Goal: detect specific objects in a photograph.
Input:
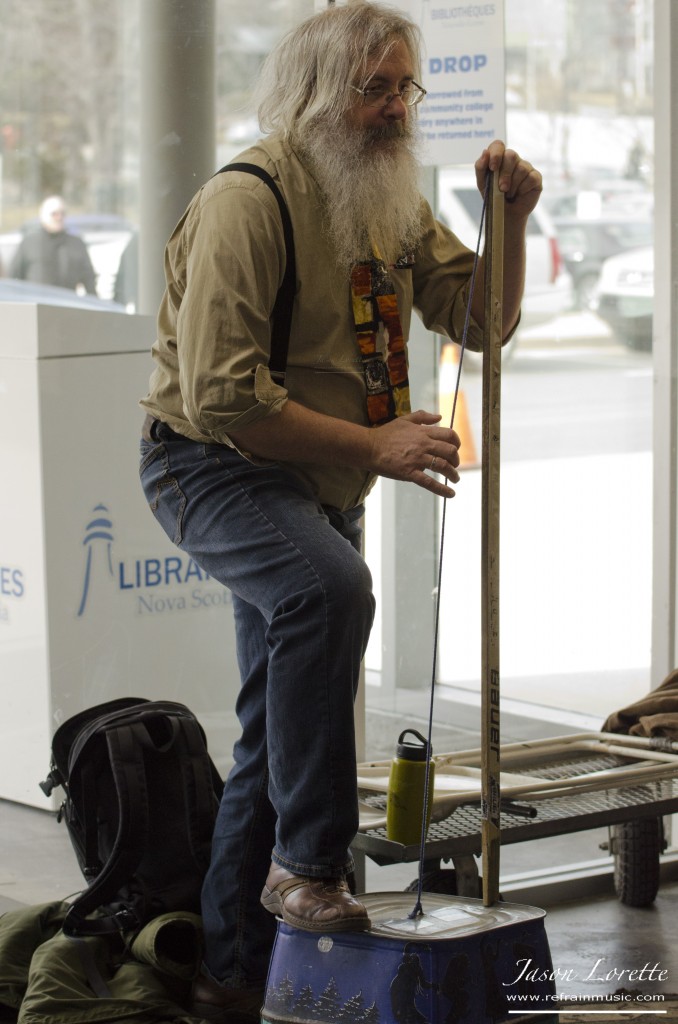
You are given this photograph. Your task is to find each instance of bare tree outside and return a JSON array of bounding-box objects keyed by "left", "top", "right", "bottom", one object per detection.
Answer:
[
  {"left": 0, "top": 0, "right": 138, "bottom": 225},
  {"left": 0, "top": 0, "right": 311, "bottom": 230}
]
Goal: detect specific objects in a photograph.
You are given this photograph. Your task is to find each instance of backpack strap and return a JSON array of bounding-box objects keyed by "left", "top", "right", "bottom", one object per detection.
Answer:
[
  {"left": 63, "top": 723, "right": 150, "bottom": 936},
  {"left": 68, "top": 937, "right": 113, "bottom": 997},
  {"left": 173, "top": 716, "right": 223, "bottom": 865},
  {"left": 79, "top": 760, "right": 104, "bottom": 880},
  {"left": 218, "top": 162, "right": 296, "bottom": 385}
]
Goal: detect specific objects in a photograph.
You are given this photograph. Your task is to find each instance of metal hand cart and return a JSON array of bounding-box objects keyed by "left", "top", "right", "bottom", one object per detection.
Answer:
[{"left": 354, "top": 731, "right": 678, "bottom": 907}]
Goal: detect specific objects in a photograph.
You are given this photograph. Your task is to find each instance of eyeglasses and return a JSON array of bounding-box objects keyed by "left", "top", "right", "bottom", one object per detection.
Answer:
[{"left": 352, "top": 80, "right": 427, "bottom": 109}]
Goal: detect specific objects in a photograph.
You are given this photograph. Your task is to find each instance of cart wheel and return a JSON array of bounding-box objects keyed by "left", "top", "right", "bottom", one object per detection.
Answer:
[
  {"left": 612, "top": 817, "right": 662, "bottom": 907},
  {"left": 404, "top": 868, "right": 483, "bottom": 898}
]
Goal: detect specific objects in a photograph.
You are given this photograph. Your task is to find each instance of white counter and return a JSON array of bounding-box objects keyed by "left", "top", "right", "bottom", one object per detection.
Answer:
[{"left": 0, "top": 303, "right": 239, "bottom": 806}]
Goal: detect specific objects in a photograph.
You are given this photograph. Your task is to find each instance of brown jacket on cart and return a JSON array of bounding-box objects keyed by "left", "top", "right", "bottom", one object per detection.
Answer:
[{"left": 603, "top": 668, "right": 678, "bottom": 741}]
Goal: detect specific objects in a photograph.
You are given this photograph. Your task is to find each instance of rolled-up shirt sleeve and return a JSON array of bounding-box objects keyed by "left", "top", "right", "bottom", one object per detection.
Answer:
[{"left": 172, "top": 178, "right": 290, "bottom": 443}]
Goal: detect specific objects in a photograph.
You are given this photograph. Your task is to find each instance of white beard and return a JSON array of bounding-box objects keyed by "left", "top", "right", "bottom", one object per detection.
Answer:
[{"left": 297, "top": 117, "right": 425, "bottom": 272}]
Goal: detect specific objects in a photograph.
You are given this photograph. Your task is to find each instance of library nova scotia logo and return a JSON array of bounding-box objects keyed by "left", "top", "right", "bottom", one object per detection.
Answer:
[
  {"left": 76, "top": 503, "right": 230, "bottom": 618},
  {"left": 77, "top": 504, "right": 115, "bottom": 616}
]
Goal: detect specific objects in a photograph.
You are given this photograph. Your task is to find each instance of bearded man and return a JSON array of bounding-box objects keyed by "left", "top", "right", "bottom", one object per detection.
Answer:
[{"left": 139, "top": 3, "right": 542, "bottom": 1021}]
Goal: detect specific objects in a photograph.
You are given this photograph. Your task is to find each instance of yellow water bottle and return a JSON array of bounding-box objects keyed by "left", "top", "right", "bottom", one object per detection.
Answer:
[{"left": 386, "top": 729, "right": 435, "bottom": 846}]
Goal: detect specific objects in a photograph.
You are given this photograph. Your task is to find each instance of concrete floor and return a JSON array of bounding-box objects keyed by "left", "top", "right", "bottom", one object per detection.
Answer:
[{"left": 1, "top": 797, "right": 677, "bottom": 1014}]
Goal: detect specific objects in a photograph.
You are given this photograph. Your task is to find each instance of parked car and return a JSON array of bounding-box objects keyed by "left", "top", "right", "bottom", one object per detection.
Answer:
[
  {"left": 553, "top": 215, "right": 653, "bottom": 310},
  {"left": 436, "top": 167, "right": 573, "bottom": 325},
  {"left": 544, "top": 181, "right": 653, "bottom": 220},
  {"left": 592, "top": 246, "right": 653, "bottom": 351},
  {"left": 0, "top": 230, "right": 22, "bottom": 277},
  {"left": 437, "top": 169, "right": 573, "bottom": 359},
  {"left": 0, "top": 213, "right": 134, "bottom": 302},
  {"left": 0, "top": 277, "right": 127, "bottom": 311}
]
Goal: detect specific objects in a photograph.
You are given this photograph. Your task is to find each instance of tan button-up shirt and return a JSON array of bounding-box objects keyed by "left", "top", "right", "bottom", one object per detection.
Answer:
[{"left": 140, "top": 135, "right": 485, "bottom": 511}]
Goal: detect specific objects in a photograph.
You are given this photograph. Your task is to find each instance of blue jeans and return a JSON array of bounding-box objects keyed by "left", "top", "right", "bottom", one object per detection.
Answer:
[{"left": 139, "top": 421, "right": 375, "bottom": 986}]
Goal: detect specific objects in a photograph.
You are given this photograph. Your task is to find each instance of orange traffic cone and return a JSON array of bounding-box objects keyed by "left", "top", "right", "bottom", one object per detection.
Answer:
[{"left": 438, "top": 342, "right": 478, "bottom": 468}]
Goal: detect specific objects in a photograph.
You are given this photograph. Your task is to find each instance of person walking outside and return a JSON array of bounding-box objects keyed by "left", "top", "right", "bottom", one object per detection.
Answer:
[{"left": 9, "top": 196, "right": 97, "bottom": 294}]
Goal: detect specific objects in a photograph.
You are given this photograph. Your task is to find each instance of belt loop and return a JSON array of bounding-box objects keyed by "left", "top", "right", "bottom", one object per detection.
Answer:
[{"left": 141, "top": 414, "right": 158, "bottom": 442}]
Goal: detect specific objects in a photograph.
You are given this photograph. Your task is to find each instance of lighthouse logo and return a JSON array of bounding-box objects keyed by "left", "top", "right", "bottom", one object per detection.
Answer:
[{"left": 77, "top": 503, "right": 115, "bottom": 617}]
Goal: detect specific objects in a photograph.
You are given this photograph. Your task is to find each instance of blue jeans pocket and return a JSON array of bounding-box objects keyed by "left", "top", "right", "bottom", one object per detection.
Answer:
[{"left": 139, "top": 441, "right": 187, "bottom": 546}]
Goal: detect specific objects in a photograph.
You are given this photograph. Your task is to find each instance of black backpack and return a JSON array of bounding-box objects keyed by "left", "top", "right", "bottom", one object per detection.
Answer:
[{"left": 40, "top": 697, "right": 223, "bottom": 937}]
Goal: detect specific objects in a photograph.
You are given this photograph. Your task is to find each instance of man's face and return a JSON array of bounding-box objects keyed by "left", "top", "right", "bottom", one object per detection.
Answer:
[
  {"left": 300, "top": 38, "right": 424, "bottom": 270},
  {"left": 348, "top": 39, "right": 415, "bottom": 136},
  {"left": 41, "top": 200, "right": 66, "bottom": 233}
]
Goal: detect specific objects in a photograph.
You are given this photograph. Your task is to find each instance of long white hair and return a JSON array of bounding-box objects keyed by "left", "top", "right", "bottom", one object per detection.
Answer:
[{"left": 255, "top": 1, "right": 423, "bottom": 141}]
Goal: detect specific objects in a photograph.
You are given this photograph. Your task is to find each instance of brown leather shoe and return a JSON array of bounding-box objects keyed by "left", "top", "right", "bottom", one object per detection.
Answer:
[
  {"left": 260, "top": 863, "right": 371, "bottom": 932},
  {"left": 191, "top": 971, "right": 264, "bottom": 1024}
]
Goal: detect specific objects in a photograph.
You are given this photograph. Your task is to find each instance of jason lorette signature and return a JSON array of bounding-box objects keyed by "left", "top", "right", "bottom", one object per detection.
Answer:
[{"left": 504, "top": 957, "right": 669, "bottom": 987}]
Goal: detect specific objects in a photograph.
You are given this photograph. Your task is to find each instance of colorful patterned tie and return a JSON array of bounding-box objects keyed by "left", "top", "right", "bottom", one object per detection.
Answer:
[{"left": 350, "top": 256, "right": 411, "bottom": 425}]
